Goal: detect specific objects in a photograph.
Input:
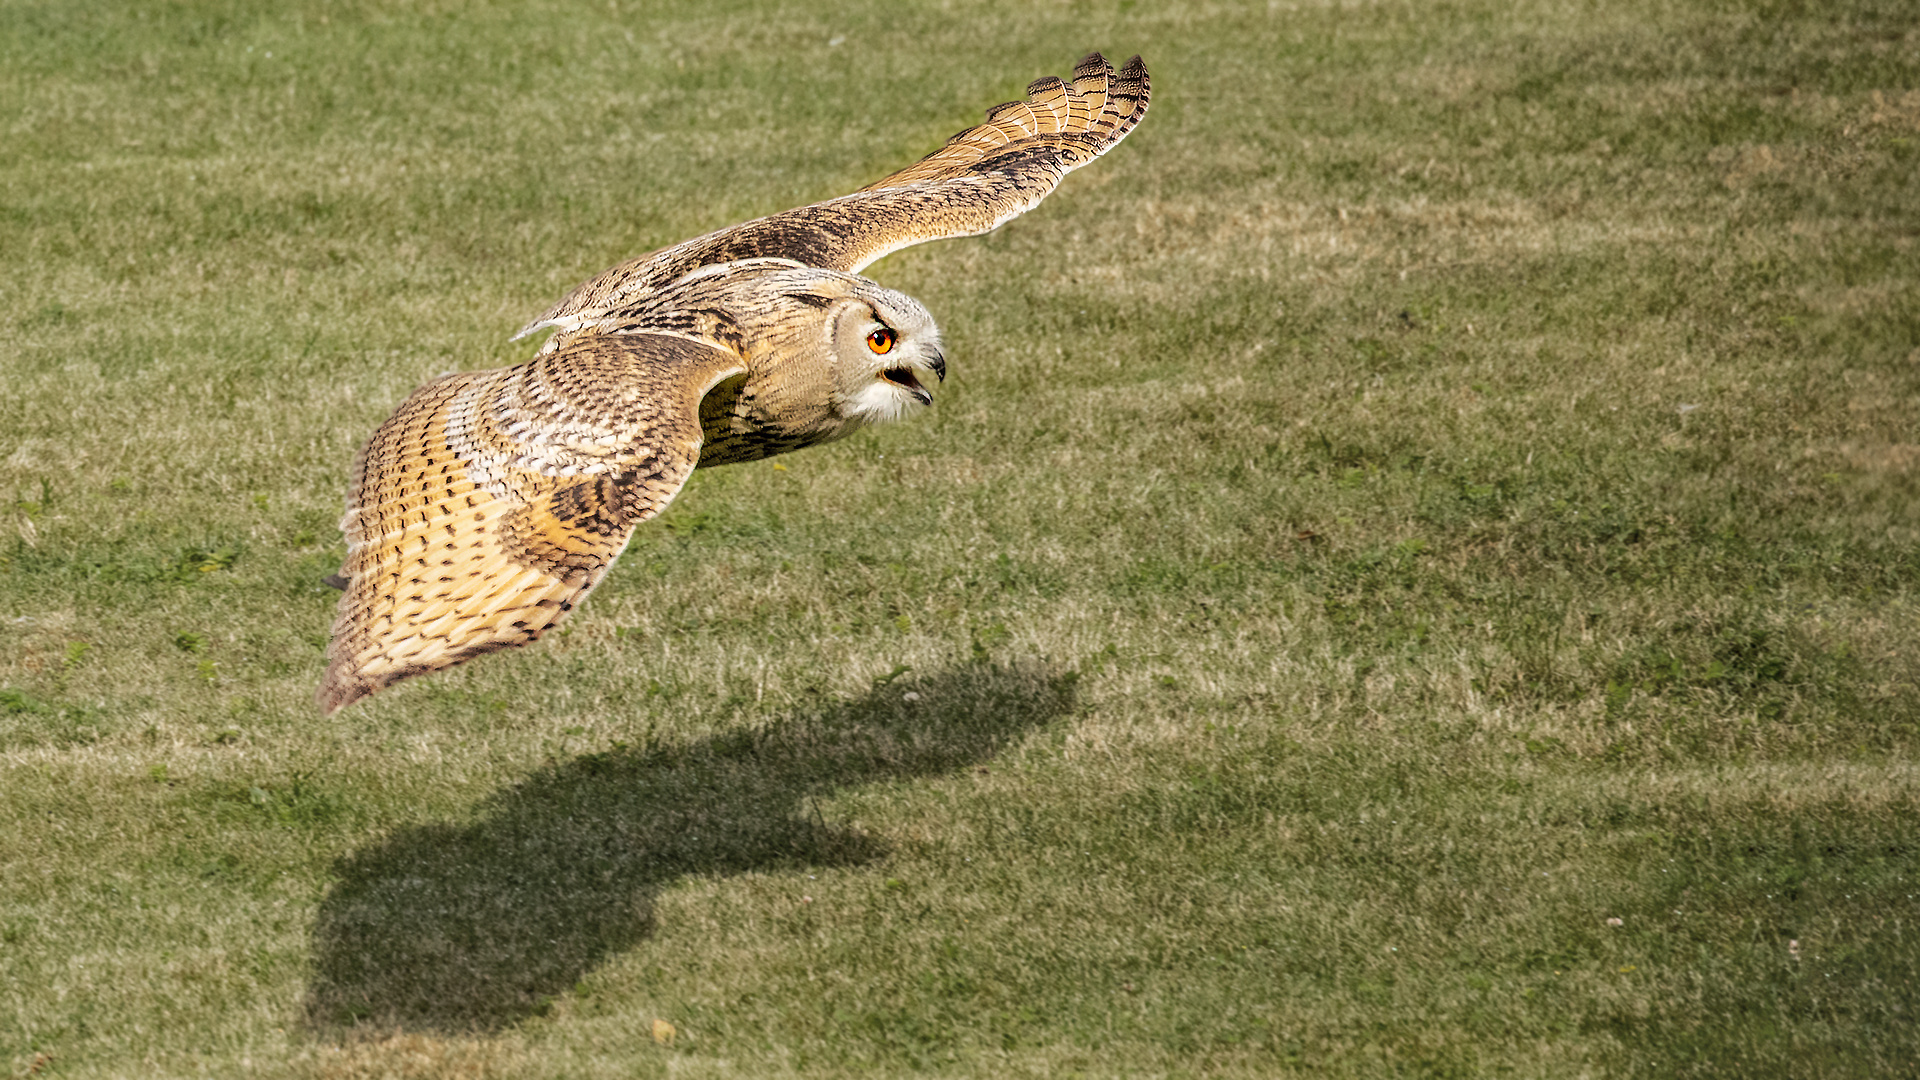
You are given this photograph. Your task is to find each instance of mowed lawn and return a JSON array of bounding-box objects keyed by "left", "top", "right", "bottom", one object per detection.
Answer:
[{"left": 3, "top": 0, "right": 1917, "bottom": 1075}]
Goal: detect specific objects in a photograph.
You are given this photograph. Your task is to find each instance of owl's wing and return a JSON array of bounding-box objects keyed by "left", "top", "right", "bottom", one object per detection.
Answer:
[
  {"left": 516, "top": 52, "right": 1148, "bottom": 348},
  {"left": 317, "top": 332, "right": 746, "bottom": 714}
]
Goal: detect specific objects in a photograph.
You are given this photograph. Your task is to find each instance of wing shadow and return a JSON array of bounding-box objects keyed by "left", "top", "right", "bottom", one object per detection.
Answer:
[{"left": 304, "top": 663, "right": 1075, "bottom": 1035}]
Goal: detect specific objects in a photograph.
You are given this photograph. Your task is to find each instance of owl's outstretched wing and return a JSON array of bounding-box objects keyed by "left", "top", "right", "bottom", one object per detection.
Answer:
[
  {"left": 516, "top": 52, "right": 1148, "bottom": 349},
  {"left": 318, "top": 333, "right": 746, "bottom": 714}
]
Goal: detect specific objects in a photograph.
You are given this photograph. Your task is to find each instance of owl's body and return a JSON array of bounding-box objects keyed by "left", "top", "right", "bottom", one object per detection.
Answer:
[{"left": 319, "top": 54, "right": 1149, "bottom": 712}]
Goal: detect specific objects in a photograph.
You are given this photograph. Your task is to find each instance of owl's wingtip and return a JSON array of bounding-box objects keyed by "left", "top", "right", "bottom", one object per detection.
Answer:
[{"left": 315, "top": 669, "right": 374, "bottom": 715}]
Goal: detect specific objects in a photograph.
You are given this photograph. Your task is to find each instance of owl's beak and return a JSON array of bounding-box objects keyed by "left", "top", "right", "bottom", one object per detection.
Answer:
[
  {"left": 928, "top": 349, "right": 946, "bottom": 383},
  {"left": 882, "top": 366, "right": 934, "bottom": 406}
]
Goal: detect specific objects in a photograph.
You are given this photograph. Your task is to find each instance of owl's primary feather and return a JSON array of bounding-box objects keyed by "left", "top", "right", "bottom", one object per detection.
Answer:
[{"left": 319, "top": 54, "right": 1148, "bottom": 711}]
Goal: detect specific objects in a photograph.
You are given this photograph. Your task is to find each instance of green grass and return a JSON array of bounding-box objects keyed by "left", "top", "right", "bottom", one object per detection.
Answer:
[{"left": 3, "top": 0, "right": 1918, "bottom": 1075}]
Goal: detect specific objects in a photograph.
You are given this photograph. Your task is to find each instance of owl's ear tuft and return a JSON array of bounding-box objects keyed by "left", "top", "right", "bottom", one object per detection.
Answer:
[{"left": 788, "top": 292, "right": 837, "bottom": 310}]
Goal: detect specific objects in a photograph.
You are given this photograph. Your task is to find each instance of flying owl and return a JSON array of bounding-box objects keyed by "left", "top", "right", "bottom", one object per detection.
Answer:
[{"left": 317, "top": 52, "right": 1150, "bottom": 713}]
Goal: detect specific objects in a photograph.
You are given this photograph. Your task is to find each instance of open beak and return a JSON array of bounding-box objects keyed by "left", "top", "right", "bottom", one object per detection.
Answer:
[{"left": 883, "top": 363, "right": 936, "bottom": 406}]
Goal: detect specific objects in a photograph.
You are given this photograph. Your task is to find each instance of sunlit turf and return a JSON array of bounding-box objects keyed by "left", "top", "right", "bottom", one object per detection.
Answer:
[{"left": 3, "top": 0, "right": 1917, "bottom": 1076}]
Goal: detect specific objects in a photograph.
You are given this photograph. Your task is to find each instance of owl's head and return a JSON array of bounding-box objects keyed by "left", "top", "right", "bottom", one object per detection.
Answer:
[{"left": 826, "top": 281, "right": 946, "bottom": 425}]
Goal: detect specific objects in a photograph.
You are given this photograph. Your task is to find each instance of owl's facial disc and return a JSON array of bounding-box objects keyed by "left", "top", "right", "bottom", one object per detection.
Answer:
[
  {"left": 864, "top": 325, "right": 929, "bottom": 404},
  {"left": 837, "top": 293, "right": 944, "bottom": 425},
  {"left": 869, "top": 327, "right": 943, "bottom": 412}
]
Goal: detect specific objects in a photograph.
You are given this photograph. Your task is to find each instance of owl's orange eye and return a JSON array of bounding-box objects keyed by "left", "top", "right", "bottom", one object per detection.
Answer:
[{"left": 867, "top": 327, "right": 896, "bottom": 355}]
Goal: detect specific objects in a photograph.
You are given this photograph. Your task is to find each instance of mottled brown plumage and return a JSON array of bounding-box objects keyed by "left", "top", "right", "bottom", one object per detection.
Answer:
[
  {"left": 515, "top": 53, "right": 1150, "bottom": 352},
  {"left": 319, "top": 54, "right": 1149, "bottom": 712},
  {"left": 319, "top": 332, "right": 743, "bottom": 713}
]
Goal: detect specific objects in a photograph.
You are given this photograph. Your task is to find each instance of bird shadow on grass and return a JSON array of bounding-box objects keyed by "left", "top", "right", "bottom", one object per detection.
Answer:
[{"left": 303, "top": 662, "right": 1076, "bottom": 1037}]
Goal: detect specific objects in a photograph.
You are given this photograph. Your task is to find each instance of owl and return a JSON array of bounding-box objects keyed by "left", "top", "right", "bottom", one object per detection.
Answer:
[{"left": 318, "top": 53, "right": 1150, "bottom": 712}]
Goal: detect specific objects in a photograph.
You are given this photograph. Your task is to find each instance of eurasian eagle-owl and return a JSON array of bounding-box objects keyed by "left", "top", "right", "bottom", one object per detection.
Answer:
[{"left": 319, "top": 53, "right": 1150, "bottom": 712}]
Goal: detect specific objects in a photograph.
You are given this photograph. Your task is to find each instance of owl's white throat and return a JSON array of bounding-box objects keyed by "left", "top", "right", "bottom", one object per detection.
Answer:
[{"left": 844, "top": 365, "right": 934, "bottom": 424}]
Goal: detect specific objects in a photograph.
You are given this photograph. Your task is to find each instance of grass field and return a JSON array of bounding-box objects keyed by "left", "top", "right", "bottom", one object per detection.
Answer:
[{"left": 3, "top": 0, "right": 1918, "bottom": 1075}]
